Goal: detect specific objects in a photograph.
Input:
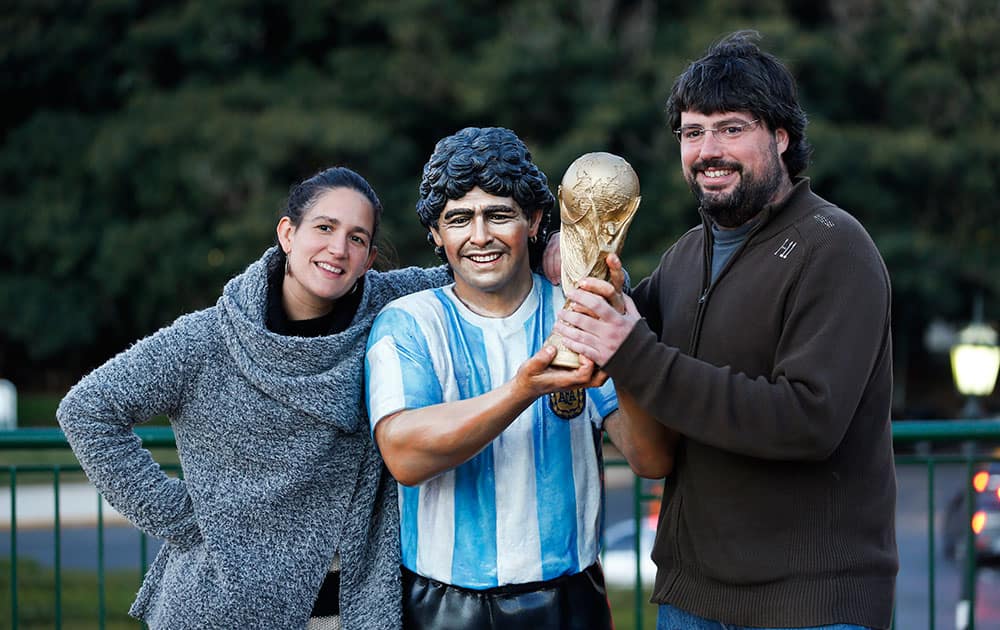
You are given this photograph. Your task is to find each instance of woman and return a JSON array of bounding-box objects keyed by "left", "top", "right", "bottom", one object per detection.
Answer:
[{"left": 57, "top": 167, "right": 450, "bottom": 629}]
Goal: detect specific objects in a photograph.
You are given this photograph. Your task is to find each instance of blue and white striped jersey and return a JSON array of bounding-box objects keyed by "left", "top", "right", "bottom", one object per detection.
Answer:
[{"left": 365, "top": 274, "right": 618, "bottom": 590}]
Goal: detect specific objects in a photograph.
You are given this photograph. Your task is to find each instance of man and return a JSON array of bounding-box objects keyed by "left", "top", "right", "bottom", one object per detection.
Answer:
[
  {"left": 553, "top": 31, "right": 899, "bottom": 630},
  {"left": 365, "top": 126, "right": 675, "bottom": 629}
]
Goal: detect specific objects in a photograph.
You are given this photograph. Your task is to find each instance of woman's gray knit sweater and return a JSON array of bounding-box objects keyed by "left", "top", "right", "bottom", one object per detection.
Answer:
[{"left": 57, "top": 247, "right": 448, "bottom": 629}]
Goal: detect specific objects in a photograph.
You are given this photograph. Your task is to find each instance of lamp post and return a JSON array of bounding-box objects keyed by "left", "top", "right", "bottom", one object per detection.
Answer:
[
  {"left": 950, "top": 301, "right": 999, "bottom": 630},
  {"left": 950, "top": 321, "right": 1000, "bottom": 419}
]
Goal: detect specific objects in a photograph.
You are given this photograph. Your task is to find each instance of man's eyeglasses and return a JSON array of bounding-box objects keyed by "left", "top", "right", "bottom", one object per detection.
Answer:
[{"left": 673, "top": 119, "right": 761, "bottom": 146}]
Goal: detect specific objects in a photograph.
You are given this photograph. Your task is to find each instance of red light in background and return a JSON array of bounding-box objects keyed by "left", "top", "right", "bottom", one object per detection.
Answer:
[
  {"left": 972, "top": 511, "right": 987, "bottom": 535},
  {"left": 973, "top": 471, "right": 989, "bottom": 493}
]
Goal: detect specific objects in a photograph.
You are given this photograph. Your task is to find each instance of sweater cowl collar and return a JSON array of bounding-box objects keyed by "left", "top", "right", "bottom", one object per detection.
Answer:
[{"left": 217, "top": 247, "right": 371, "bottom": 432}]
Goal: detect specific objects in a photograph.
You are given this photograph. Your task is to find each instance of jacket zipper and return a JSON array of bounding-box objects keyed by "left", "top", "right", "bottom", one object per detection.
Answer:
[{"left": 687, "top": 214, "right": 769, "bottom": 356}]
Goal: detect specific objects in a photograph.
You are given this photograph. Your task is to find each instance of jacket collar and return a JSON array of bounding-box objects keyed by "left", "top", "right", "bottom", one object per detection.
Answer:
[{"left": 698, "top": 176, "right": 812, "bottom": 244}]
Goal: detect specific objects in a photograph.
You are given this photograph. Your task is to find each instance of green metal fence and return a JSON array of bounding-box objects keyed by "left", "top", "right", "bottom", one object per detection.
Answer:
[
  {"left": 1, "top": 427, "right": 175, "bottom": 630},
  {"left": 891, "top": 420, "right": 1000, "bottom": 630},
  {"left": 2, "top": 421, "right": 1000, "bottom": 629}
]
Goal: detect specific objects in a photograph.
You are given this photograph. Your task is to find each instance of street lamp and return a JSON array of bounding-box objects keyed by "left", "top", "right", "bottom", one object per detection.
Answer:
[
  {"left": 950, "top": 321, "right": 1000, "bottom": 419},
  {"left": 950, "top": 299, "right": 999, "bottom": 630}
]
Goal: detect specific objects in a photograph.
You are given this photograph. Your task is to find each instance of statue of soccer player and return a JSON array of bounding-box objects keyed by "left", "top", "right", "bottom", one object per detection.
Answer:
[{"left": 365, "top": 127, "right": 676, "bottom": 629}]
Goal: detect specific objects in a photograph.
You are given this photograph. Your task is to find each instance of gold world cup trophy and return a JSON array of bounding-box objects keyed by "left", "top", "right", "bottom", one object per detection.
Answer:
[{"left": 547, "top": 152, "right": 641, "bottom": 368}]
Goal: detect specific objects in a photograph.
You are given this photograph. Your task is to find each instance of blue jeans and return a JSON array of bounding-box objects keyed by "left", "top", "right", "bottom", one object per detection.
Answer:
[{"left": 657, "top": 604, "right": 873, "bottom": 630}]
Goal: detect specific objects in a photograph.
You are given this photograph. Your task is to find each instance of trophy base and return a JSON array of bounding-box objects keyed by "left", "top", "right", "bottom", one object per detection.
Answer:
[
  {"left": 545, "top": 331, "right": 581, "bottom": 369},
  {"left": 551, "top": 346, "right": 581, "bottom": 369}
]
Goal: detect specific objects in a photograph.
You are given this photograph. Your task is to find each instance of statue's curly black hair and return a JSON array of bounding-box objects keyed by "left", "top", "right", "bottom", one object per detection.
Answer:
[{"left": 415, "top": 127, "right": 555, "bottom": 270}]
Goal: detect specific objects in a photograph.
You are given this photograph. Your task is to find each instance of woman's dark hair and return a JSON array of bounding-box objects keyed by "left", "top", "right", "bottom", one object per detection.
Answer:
[
  {"left": 415, "top": 127, "right": 555, "bottom": 270},
  {"left": 281, "top": 166, "right": 383, "bottom": 245},
  {"left": 666, "top": 30, "right": 813, "bottom": 177}
]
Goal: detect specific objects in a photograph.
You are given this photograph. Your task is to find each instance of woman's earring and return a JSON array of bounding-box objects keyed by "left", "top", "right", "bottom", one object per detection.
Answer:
[{"left": 284, "top": 251, "right": 292, "bottom": 275}]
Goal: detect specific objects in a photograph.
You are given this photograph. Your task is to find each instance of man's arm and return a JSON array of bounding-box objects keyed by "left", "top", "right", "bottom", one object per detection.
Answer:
[
  {"left": 553, "top": 224, "right": 892, "bottom": 462},
  {"left": 374, "top": 345, "right": 605, "bottom": 486}
]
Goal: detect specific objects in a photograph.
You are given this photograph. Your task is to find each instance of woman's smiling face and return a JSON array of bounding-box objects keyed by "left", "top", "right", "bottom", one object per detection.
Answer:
[{"left": 277, "top": 187, "right": 378, "bottom": 320}]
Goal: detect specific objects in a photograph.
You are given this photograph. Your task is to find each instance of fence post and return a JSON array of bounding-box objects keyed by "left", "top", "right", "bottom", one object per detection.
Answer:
[{"left": 956, "top": 455, "right": 978, "bottom": 630}]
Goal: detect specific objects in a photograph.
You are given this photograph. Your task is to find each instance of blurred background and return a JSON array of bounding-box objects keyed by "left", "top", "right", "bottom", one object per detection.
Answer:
[{"left": 2, "top": 0, "right": 998, "bottom": 423}]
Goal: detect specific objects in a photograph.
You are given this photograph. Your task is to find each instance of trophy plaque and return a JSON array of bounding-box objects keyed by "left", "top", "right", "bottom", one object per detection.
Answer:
[{"left": 548, "top": 152, "right": 641, "bottom": 368}]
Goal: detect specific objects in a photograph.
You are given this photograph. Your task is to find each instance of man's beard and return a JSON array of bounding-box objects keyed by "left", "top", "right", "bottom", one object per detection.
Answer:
[{"left": 687, "top": 151, "right": 784, "bottom": 228}]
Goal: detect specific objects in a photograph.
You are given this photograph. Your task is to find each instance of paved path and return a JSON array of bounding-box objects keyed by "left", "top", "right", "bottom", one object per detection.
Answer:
[
  {"left": 0, "top": 481, "right": 127, "bottom": 529},
  {"left": 1, "top": 465, "right": 635, "bottom": 531}
]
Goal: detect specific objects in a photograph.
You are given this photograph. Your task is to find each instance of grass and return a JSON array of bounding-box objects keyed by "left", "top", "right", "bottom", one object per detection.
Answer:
[
  {"left": 0, "top": 558, "right": 144, "bottom": 629},
  {"left": 608, "top": 586, "right": 659, "bottom": 630}
]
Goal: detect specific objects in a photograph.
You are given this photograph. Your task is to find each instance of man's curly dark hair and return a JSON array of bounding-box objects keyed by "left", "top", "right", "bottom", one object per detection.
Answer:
[{"left": 416, "top": 127, "right": 555, "bottom": 271}]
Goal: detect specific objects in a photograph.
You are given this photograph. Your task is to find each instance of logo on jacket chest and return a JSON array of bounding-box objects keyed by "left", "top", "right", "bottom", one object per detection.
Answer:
[
  {"left": 774, "top": 238, "right": 798, "bottom": 259},
  {"left": 549, "top": 388, "right": 586, "bottom": 419}
]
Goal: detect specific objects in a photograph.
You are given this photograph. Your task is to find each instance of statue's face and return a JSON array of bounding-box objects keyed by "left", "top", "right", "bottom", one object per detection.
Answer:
[{"left": 429, "top": 187, "right": 543, "bottom": 313}]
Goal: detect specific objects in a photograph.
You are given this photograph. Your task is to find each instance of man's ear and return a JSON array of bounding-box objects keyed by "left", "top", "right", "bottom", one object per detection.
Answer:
[{"left": 775, "top": 128, "right": 790, "bottom": 156}]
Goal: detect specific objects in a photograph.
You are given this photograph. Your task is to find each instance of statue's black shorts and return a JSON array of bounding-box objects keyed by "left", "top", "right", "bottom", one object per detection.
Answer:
[{"left": 402, "top": 562, "right": 613, "bottom": 629}]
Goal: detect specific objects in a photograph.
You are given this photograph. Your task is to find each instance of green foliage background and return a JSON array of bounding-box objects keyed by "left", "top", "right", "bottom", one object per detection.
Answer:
[{"left": 2, "top": 0, "right": 998, "bottom": 416}]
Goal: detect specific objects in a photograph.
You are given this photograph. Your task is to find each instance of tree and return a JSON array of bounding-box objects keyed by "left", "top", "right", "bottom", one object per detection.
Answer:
[{"left": 2, "top": 0, "right": 997, "bottom": 416}]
